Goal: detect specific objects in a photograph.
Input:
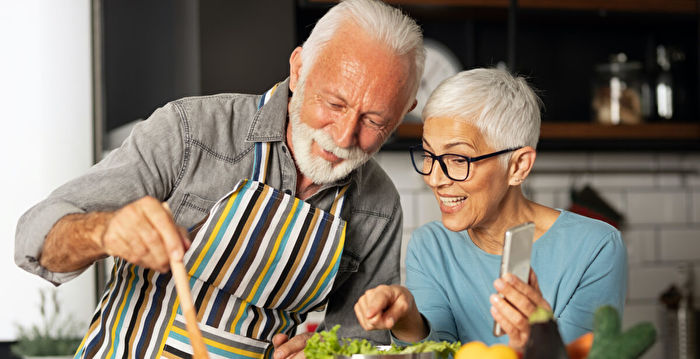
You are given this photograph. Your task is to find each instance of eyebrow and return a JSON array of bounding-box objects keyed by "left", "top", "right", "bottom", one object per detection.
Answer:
[
  {"left": 320, "top": 88, "right": 388, "bottom": 118},
  {"left": 324, "top": 91, "right": 348, "bottom": 104},
  {"left": 422, "top": 138, "right": 476, "bottom": 152}
]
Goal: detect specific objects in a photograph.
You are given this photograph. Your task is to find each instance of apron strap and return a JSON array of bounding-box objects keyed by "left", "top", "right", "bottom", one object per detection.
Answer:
[
  {"left": 251, "top": 142, "right": 271, "bottom": 183},
  {"left": 329, "top": 184, "right": 350, "bottom": 217},
  {"left": 258, "top": 83, "right": 280, "bottom": 109},
  {"left": 251, "top": 83, "right": 280, "bottom": 182}
]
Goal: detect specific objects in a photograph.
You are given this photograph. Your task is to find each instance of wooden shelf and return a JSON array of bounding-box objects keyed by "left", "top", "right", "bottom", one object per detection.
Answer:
[
  {"left": 305, "top": 0, "right": 697, "bottom": 13},
  {"left": 395, "top": 122, "right": 700, "bottom": 140}
]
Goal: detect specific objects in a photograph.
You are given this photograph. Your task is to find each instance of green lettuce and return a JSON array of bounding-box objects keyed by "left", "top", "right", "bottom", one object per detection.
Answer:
[{"left": 304, "top": 325, "right": 461, "bottom": 359}]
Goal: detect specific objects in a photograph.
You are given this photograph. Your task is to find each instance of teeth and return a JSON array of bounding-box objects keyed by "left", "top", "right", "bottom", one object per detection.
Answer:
[{"left": 439, "top": 196, "right": 466, "bottom": 205}]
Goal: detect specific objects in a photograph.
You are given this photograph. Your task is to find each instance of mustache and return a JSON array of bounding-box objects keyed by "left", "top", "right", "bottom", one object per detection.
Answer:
[{"left": 310, "top": 128, "right": 365, "bottom": 160}]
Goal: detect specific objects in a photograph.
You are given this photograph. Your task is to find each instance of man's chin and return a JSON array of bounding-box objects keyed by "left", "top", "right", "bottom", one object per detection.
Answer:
[{"left": 298, "top": 156, "right": 358, "bottom": 185}]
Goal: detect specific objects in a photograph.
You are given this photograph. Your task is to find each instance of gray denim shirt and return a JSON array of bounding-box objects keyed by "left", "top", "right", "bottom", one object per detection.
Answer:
[{"left": 15, "top": 78, "right": 402, "bottom": 343}]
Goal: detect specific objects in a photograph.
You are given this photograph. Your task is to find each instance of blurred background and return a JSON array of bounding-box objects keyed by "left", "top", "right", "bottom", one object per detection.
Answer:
[{"left": 1, "top": 0, "right": 699, "bottom": 358}]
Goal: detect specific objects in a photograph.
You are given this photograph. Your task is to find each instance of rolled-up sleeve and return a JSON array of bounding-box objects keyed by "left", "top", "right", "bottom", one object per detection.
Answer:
[{"left": 14, "top": 103, "right": 186, "bottom": 285}]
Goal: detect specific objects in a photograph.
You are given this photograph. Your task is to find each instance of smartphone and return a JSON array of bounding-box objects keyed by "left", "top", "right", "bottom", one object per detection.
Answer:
[{"left": 493, "top": 222, "right": 535, "bottom": 337}]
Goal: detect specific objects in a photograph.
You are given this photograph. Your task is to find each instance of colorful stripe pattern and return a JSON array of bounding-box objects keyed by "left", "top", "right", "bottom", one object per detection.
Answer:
[{"left": 73, "top": 84, "right": 349, "bottom": 359}]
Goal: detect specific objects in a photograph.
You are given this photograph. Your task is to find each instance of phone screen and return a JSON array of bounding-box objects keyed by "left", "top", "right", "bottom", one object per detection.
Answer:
[{"left": 493, "top": 222, "right": 535, "bottom": 337}]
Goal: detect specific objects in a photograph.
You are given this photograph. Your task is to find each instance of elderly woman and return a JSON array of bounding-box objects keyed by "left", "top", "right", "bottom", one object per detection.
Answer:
[{"left": 354, "top": 68, "right": 627, "bottom": 350}]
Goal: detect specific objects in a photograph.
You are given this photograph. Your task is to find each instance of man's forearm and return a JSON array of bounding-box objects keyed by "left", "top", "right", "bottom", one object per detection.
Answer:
[{"left": 39, "top": 212, "right": 112, "bottom": 272}]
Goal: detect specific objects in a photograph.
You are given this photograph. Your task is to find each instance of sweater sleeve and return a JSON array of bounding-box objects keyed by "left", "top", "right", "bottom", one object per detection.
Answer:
[
  {"left": 405, "top": 229, "right": 459, "bottom": 342},
  {"left": 556, "top": 229, "right": 628, "bottom": 343}
]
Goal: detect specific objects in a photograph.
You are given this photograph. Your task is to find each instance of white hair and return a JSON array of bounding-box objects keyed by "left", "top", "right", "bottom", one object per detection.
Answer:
[
  {"left": 300, "top": 0, "right": 425, "bottom": 101},
  {"left": 422, "top": 68, "right": 542, "bottom": 166}
]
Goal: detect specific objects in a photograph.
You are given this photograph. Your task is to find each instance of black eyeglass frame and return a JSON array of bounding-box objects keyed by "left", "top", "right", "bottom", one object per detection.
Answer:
[{"left": 409, "top": 145, "right": 523, "bottom": 181}]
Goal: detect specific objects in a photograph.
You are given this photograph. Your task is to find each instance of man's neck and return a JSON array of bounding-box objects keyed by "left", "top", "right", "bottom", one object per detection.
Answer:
[{"left": 296, "top": 174, "right": 321, "bottom": 201}]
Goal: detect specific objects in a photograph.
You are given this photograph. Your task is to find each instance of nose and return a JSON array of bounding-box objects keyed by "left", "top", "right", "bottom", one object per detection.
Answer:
[
  {"left": 332, "top": 112, "right": 361, "bottom": 149},
  {"left": 425, "top": 160, "right": 452, "bottom": 188}
]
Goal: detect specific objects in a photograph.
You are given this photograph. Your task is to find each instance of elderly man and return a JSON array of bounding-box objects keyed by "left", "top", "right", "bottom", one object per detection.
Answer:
[{"left": 14, "top": 0, "right": 424, "bottom": 358}]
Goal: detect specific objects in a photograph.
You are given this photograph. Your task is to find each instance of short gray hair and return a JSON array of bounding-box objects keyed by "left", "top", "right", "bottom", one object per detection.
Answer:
[
  {"left": 300, "top": 0, "right": 425, "bottom": 99},
  {"left": 422, "top": 68, "right": 542, "bottom": 165}
]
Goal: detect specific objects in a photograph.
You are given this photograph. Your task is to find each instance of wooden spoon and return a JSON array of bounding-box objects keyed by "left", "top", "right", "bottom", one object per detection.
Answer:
[{"left": 163, "top": 203, "right": 210, "bottom": 359}]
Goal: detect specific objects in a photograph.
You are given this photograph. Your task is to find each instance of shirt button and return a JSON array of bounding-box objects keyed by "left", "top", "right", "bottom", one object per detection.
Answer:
[
  {"left": 281, "top": 146, "right": 287, "bottom": 153},
  {"left": 284, "top": 189, "right": 292, "bottom": 195}
]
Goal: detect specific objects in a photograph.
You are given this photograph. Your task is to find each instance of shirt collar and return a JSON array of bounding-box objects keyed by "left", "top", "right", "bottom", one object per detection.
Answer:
[
  {"left": 246, "top": 78, "right": 290, "bottom": 143},
  {"left": 246, "top": 77, "right": 364, "bottom": 190}
]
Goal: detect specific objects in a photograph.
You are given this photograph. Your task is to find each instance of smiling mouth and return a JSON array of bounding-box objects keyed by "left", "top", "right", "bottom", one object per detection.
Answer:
[
  {"left": 314, "top": 141, "right": 342, "bottom": 163},
  {"left": 438, "top": 195, "right": 467, "bottom": 206},
  {"left": 322, "top": 149, "right": 341, "bottom": 162}
]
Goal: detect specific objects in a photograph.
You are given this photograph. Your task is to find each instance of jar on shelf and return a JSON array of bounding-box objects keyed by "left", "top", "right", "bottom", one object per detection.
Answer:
[{"left": 592, "top": 53, "right": 651, "bottom": 125}]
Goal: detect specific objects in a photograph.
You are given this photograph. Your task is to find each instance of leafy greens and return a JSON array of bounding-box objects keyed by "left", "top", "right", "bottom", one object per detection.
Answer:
[{"left": 304, "top": 325, "right": 461, "bottom": 359}]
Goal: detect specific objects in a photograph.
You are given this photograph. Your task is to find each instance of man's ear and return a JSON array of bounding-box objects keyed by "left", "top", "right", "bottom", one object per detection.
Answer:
[
  {"left": 289, "top": 47, "right": 303, "bottom": 92},
  {"left": 508, "top": 146, "right": 536, "bottom": 186}
]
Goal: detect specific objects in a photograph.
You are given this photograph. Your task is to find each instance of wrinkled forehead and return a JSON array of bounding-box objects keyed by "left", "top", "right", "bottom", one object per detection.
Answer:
[
  {"left": 310, "top": 26, "right": 415, "bottom": 90},
  {"left": 423, "top": 116, "right": 491, "bottom": 150}
]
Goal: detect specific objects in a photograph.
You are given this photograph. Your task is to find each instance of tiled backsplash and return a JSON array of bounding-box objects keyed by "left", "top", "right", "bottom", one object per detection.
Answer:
[{"left": 374, "top": 150, "right": 700, "bottom": 358}]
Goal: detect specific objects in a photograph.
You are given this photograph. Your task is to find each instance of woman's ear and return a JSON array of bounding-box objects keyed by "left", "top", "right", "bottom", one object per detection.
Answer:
[
  {"left": 508, "top": 146, "right": 537, "bottom": 186},
  {"left": 288, "top": 47, "right": 303, "bottom": 92}
]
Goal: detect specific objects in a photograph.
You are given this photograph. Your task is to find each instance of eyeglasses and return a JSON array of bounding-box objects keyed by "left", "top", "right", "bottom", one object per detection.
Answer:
[{"left": 409, "top": 145, "right": 522, "bottom": 181}]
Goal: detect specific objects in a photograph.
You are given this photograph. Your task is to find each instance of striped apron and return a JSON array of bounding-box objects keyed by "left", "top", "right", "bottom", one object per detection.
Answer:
[{"left": 74, "top": 85, "right": 350, "bottom": 359}]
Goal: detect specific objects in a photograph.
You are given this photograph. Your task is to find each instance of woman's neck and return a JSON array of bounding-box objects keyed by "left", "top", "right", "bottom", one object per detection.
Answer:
[{"left": 468, "top": 188, "right": 540, "bottom": 255}]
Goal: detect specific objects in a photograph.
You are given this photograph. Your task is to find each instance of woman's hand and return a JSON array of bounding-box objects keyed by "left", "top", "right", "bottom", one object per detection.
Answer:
[
  {"left": 490, "top": 269, "right": 551, "bottom": 351},
  {"left": 354, "top": 284, "right": 428, "bottom": 342}
]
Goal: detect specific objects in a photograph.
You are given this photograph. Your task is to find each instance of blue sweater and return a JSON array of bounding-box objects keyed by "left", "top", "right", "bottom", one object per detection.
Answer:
[{"left": 406, "top": 210, "right": 627, "bottom": 344}]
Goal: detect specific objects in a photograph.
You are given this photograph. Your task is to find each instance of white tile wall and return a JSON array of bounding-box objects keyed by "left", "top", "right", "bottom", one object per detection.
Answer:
[
  {"left": 683, "top": 154, "right": 700, "bottom": 187},
  {"left": 531, "top": 152, "right": 589, "bottom": 170},
  {"left": 657, "top": 153, "right": 685, "bottom": 170},
  {"left": 530, "top": 191, "right": 557, "bottom": 208},
  {"left": 656, "top": 174, "right": 683, "bottom": 187},
  {"left": 659, "top": 228, "right": 700, "bottom": 261},
  {"left": 627, "top": 191, "right": 688, "bottom": 225},
  {"left": 377, "top": 149, "right": 700, "bottom": 355},
  {"left": 624, "top": 228, "right": 657, "bottom": 264},
  {"left": 590, "top": 152, "right": 657, "bottom": 171},
  {"left": 590, "top": 174, "right": 656, "bottom": 188},
  {"left": 692, "top": 191, "right": 700, "bottom": 223},
  {"left": 416, "top": 191, "right": 441, "bottom": 225},
  {"left": 398, "top": 192, "right": 417, "bottom": 229},
  {"left": 628, "top": 264, "right": 681, "bottom": 300},
  {"left": 524, "top": 173, "right": 574, "bottom": 190},
  {"left": 375, "top": 152, "right": 425, "bottom": 191}
]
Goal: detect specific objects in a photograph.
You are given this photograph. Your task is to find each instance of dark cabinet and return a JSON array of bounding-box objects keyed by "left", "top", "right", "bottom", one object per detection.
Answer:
[{"left": 97, "top": 0, "right": 699, "bottom": 152}]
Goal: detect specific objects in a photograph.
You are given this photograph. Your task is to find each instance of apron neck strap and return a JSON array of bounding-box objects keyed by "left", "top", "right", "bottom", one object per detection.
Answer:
[
  {"left": 251, "top": 142, "right": 271, "bottom": 182},
  {"left": 329, "top": 184, "right": 350, "bottom": 217},
  {"left": 251, "top": 83, "right": 280, "bottom": 182}
]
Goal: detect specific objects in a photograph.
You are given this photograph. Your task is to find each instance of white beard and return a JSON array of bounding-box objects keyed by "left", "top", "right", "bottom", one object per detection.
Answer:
[{"left": 287, "top": 87, "right": 373, "bottom": 185}]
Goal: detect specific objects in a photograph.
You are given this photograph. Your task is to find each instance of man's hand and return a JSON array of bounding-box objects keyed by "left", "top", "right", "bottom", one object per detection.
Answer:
[
  {"left": 490, "top": 269, "right": 551, "bottom": 351},
  {"left": 354, "top": 284, "right": 427, "bottom": 342},
  {"left": 100, "top": 197, "right": 189, "bottom": 272},
  {"left": 272, "top": 332, "right": 313, "bottom": 359},
  {"left": 40, "top": 196, "right": 189, "bottom": 273}
]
